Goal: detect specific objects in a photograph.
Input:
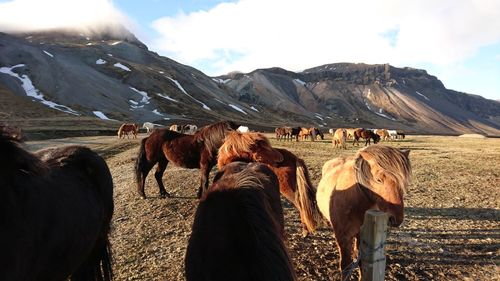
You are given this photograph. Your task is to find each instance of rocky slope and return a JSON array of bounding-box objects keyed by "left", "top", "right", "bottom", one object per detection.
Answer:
[{"left": 0, "top": 29, "right": 499, "bottom": 135}]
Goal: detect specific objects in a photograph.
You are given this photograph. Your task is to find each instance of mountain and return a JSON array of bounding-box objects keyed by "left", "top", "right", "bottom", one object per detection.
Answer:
[{"left": 0, "top": 29, "right": 499, "bottom": 136}]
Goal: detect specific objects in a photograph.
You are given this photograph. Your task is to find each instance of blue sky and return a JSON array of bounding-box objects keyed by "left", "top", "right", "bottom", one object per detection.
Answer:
[{"left": 0, "top": 0, "right": 499, "bottom": 100}]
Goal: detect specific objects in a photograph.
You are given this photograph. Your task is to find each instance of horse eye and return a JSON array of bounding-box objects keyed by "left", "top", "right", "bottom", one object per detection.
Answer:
[{"left": 375, "top": 178, "right": 383, "bottom": 183}]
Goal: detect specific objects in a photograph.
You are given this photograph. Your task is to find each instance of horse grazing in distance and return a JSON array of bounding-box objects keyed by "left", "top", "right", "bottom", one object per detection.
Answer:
[
  {"left": 217, "top": 131, "right": 322, "bottom": 237},
  {"left": 309, "top": 127, "right": 324, "bottom": 141},
  {"left": 135, "top": 120, "right": 239, "bottom": 199},
  {"left": 333, "top": 128, "right": 347, "bottom": 149},
  {"left": 185, "top": 161, "right": 296, "bottom": 281},
  {"left": 290, "top": 127, "right": 301, "bottom": 142},
  {"left": 387, "top": 129, "right": 398, "bottom": 140},
  {"left": 0, "top": 126, "right": 114, "bottom": 281},
  {"left": 142, "top": 122, "right": 155, "bottom": 133},
  {"left": 298, "top": 127, "right": 311, "bottom": 141},
  {"left": 353, "top": 128, "right": 380, "bottom": 146},
  {"left": 375, "top": 129, "right": 390, "bottom": 141},
  {"left": 396, "top": 130, "right": 406, "bottom": 139},
  {"left": 275, "top": 127, "right": 291, "bottom": 141},
  {"left": 346, "top": 128, "right": 358, "bottom": 140},
  {"left": 316, "top": 145, "right": 411, "bottom": 280},
  {"left": 118, "top": 123, "right": 138, "bottom": 139}
]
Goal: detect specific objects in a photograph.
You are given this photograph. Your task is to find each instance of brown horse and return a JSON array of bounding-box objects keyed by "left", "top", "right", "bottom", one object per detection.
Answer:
[
  {"left": 333, "top": 128, "right": 347, "bottom": 149},
  {"left": 375, "top": 129, "right": 390, "bottom": 141},
  {"left": 118, "top": 123, "right": 138, "bottom": 139},
  {"left": 310, "top": 127, "right": 324, "bottom": 141},
  {"left": 316, "top": 145, "right": 411, "bottom": 280},
  {"left": 353, "top": 128, "right": 380, "bottom": 146},
  {"left": 275, "top": 127, "right": 290, "bottom": 141},
  {"left": 135, "top": 120, "right": 239, "bottom": 199},
  {"left": 185, "top": 161, "right": 296, "bottom": 281},
  {"left": 0, "top": 126, "right": 113, "bottom": 281},
  {"left": 217, "top": 131, "right": 322, "bottom": 236}
]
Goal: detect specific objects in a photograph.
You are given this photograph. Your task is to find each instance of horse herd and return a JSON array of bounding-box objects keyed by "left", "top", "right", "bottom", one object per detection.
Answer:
[
  {"left": 117, "top": 123, "right": 199, "bottom": 139},
  {"left": 1, "top": 121, "right": 412, "bottom": 281}
]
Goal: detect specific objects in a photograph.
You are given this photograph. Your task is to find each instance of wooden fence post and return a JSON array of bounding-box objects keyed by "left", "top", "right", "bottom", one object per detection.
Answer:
[{"left": 360, "top": 210, "right": 388, "bottom": 281}]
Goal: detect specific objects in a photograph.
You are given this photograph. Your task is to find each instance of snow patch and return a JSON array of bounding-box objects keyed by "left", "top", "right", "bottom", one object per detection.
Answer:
[
  {"left": 250, "top": 106, "right": 259, "bottom": 112},
  {"left": 416, "top": 91, "right": 430, "bottom": 101},
  {"left": 228, "top": 104, "right": 247, "bottom": 115},
  {"left": 166, "top": 76, "right": 211, "bottom": 110},
  {"left": 365, "top": 101, "right": 396, "bottom": 121},
  {"left": 43, "top": 50, "right": 54, "bottom": 57},
  {"left": 107, "top": 53, "right": 113, "bottom": 57},
  {"left": 0, "top": 64, "right": 79, "bottom": 115},
  {"left": 215, "top": 99, "right": 226, "bottom": 105},
  {"left": 111, "top": 41, "right": 121, "bottom": 46},
  {"left": 157, "top": 93, "right": 178, "bottom": 102},
  {"left": 93, "top": 111, "right": 113, "bottom": 120},
  {"left": 152, "top": 109, "right": 164, "bottom": 116},
  {"left": 294, "top": 79, "right": 306, "bottom": 86},
  {"left": 129, "top": 99, "right": 138, "bottom": 105},
  {"left": 114, "top": 63, "right": 131, "bottom": 71},
  {"left": 129, "top": 87, "right": 151, "bottom": 104},
  {"left": 96, "top": 59, "right": 106, "bottom": 65},
  {"left": 86, "top": 43, "right": 92, "bottom": 46}
]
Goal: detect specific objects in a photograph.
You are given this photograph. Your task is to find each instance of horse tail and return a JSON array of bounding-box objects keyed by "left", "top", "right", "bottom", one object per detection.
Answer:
[
  {"left": 135, "top": 137, "right": 148, "bottom": 188},
  {"left": 295, "top": 158, "right": 321, "bottom": 233}
]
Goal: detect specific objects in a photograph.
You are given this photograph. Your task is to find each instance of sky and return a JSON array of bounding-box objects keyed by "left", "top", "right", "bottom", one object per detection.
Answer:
[{"left": 0, "top": 0, "right": 499, "bottom": 100}]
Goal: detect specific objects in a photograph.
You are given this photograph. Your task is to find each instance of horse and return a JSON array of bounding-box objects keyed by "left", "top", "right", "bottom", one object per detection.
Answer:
[
  {"left": 309, "top": 127, "right": 324, "bottom": 141},
  {"left": 135, "top": 120, "right": 239, "bottom": 199},
  {"left": 375, "top": 129, "right": 390, "bottom": 141},
  {"left": 298, "top": 127, "right": 311, "bottom": 141},
  {"left": 316, "top": 145, "right": 411, "bottom": 280},
  {"left": 185, "top": 161, "right": 296, "bottom": 281},
  {"left": 118, "top": 123, "right": 138, "bottom": 139},
  {"left": 0, "top": 126, "right": 113, "bottom": 281},
  {"left": 275, "top": 127, "right": 291, "bottom": 141},
  {"left": 142, "top": 122, "right": 155, "bottom": 134},
  {"left": 329, "top": 128, "right": 335, "bottom": 136},
  {"left": 396, "top": 130, "right": 406, "bottom": 139},
  {"left": 290, "top": 127, "right": 301, "bottom": 142},
  {"left": 333, "top": 128, "right": 347, "bottom": 149},
  {"left": 387, "top": 129, "right": 398, "bottom": 140},
  {"left": 217, "top": 131, "right": 322, "bottom": 237},
  {"left": 353, "top": 128, "right": 380, "bottom": 146},
  {"left": 346, "top": 128, "right": 358, "bottom": 140},
  {"left": 183, "top": 124, "right": 198, "bottom": 134}
]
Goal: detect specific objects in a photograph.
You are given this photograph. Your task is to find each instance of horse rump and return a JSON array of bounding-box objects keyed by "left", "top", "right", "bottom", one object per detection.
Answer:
[
  {"left": 185, "top": 162, "right": 295, "bottom": 281},
  {"left": 0, "top": 129, "right": 114, "bottom": 281}
]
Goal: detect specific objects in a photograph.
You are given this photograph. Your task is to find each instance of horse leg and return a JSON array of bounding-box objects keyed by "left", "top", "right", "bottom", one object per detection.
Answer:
[
  {"left": 197, "top": 152, "right": 214, "bottom": 198},
  {"left": 154, "top": 157, "right": 170, "bottom": 198},
  {"left": 336, "top": 235, "right": 357, "bottom": 281}
]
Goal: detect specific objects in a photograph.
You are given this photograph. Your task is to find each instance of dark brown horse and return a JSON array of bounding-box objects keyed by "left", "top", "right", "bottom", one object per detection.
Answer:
[
  {"left": 185, "top": 161, "right": 296, "bottom": 281},
  {"left": 135, "top": 120, "right": 239, "bottom": 198},
  {"left": 0, "top": 126, "right": 113, "bottom": 281},
  {"left": 317, "top": 145, "right": 411, "bottom": 280},
  {"left": 310, "top": 127, "right": 324, "bottom": 141},
  {"left": 353, "top": 128, "right": 380, "bottom": 146},
  {"left": 217, "top": 131, "right": 322, "bottom": 237}
]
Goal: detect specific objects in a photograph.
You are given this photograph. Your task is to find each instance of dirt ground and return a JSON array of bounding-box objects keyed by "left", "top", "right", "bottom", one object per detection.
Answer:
[{"left": 26, "top": 134, "right": 500, "bottom": 281}]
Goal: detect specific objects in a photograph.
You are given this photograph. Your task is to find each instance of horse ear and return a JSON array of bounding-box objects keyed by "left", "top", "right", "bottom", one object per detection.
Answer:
[{"left": 400, "top": 149, "right": 410, "bottom": 158}]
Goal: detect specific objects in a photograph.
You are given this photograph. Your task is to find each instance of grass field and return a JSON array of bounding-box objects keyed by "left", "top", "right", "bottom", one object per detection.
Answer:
[{"left": 26, "top": 133, "right": 500, "bottom": 280}]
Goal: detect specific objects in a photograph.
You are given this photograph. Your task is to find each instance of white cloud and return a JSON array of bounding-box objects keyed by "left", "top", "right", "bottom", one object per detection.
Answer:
[
  {"left": 151, "top": 0, "right": 500, "bottom": 76},
  {"left": 0, "top": 0, "right": 132, "bottom": 34}
]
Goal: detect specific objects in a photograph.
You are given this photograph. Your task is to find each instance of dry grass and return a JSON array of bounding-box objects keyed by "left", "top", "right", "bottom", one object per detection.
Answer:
[{"left": 26, "top": 134, "right": 500, "bottom": 280}]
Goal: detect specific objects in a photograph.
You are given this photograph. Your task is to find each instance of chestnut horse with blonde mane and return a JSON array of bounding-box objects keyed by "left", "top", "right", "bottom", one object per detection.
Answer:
[
  {"left": 316, "top": 145, "right": 411, "bottom": 280},
  {"left": 135, "top": 120, "right": 239, "bottom": 199},
  {"left": 117, "top": 123, "right": 138, "bottom": 139},
  {"left": 217, "top": 131, "right": 322, "bottom": 236},
  {"left": 333, "top": 128, "right": 347, "bottom": 149},
  {"left": 185, "top": 161, "right": 296, "bottom": 281}
]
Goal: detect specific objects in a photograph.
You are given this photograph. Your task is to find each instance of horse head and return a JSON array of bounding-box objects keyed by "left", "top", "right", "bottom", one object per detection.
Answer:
[{"left": 354, "top": 146, "right": 411, "bottom": 226}]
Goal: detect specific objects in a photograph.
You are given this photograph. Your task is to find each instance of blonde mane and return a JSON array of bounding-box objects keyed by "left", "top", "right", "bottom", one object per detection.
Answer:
[
  {"left": 353, "top": 145, "right": 411, "bottom": 194},
  {"left": 219, "top": 131, "right": 271, "bottom": 156}
]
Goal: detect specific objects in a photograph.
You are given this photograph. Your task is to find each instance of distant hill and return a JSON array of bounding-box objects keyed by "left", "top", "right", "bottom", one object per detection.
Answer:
[{"left": 0, "top": 29, "right": 499, "bottom": 136}]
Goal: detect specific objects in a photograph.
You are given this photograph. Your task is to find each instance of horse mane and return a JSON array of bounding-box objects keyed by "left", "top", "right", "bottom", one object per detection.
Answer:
[
  {"left": 218, "top": 131, "right": 283, "bottom": 167},
  {"left": 353, "top": 145, "right": 411, "bottom": 194},
  {"left": 191, "top": 167, "right": 296, "bottom": 281},
  {"left": 195, "top": 121, "right": 237, "bottom": 151},
  {"left": 0, "top": 126, "right": 48, "bottom": 176}
]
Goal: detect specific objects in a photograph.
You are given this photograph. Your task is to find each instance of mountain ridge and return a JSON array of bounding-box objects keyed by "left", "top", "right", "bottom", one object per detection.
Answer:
[{"left": 0, "top": 29, "right": 499, "bottom": 136}]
